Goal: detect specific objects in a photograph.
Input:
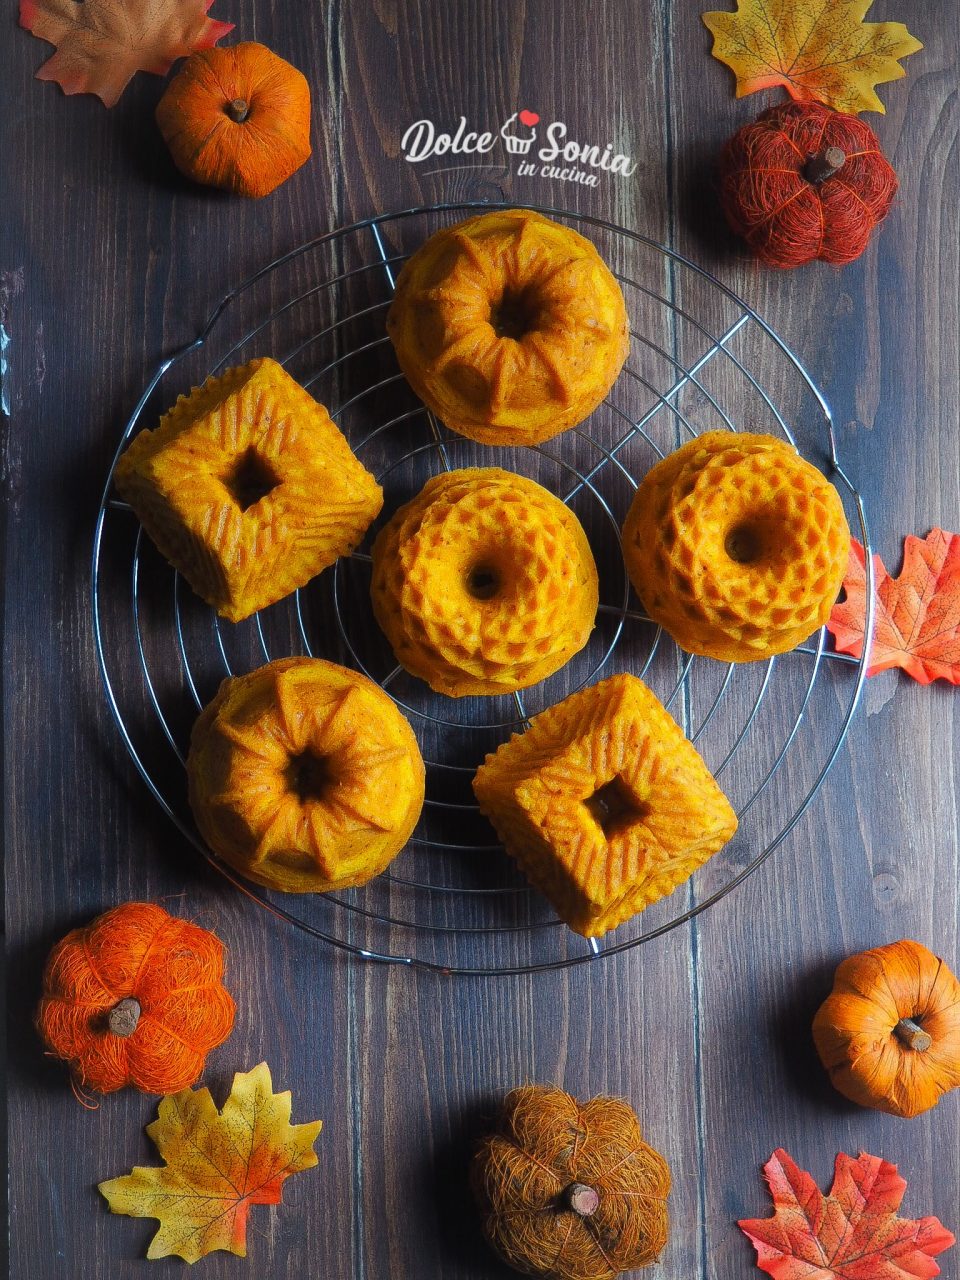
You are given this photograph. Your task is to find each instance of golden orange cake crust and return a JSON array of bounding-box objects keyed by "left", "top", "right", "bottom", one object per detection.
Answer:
[
  {"left": 115, "top": 357, "right": 383, "bottom": 622},
  {"left": 473, "top": 674, "right": 738, "bottom": 937},
  {"left": 386, "top": 209, "right": 630, "bottom": 446},
  {"left": 621, "top": 432, "right": 851, "bottom": 662},
  {"left": 370, "top": 468, "right": 599, "bottom": 697},
  {"left": 187, "top": 657, "right": 425, "bottom": 893}
]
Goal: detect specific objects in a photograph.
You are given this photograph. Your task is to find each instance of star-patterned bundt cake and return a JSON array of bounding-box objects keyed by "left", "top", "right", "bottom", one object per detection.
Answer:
[
  {"left": 473, "top": 674, "right": 738, "bottom": 937},
  {"left": 370, "top": 468, "right": 599, "bottom": 697},
  {"left": 187, "top": 658, "right": 425, "bottom": 893},
  {"left": 621, "top": 432, "right": 851, "bottom": 662},
  {"left": 386, "top": 209, "right": 630, "bottom": 446},
  {"left": 115, "top": 357, "right": 383, "bottom": 622}
]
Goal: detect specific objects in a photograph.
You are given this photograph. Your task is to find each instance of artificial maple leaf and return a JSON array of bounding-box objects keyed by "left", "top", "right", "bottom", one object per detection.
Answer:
[
  {"left": 702, "top": 0, "right": 922, "bottom": 115},
  {"left": 827, "top": 530, "right": 960, "bottom": 685},
  {"left": 99, "top": 1062, "right": 321, "bottom": 1263},
  {"left": 19, "top": 0, "right": 233, "bottom": 108},
  {"left": 740, "top": 1148, "right": 955, "bottom": 1280}
]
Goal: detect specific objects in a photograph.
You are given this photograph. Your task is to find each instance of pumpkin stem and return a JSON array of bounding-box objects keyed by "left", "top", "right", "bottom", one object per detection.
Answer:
[
  {"left": 894, "top": 1017, "right": 932, "bottom": 1052},
  {"left": 108, "top": 997, "right": 141, "bottom": 1038},
  {"left": 226, "top": 98, "right": 251, "bottom": 124},
  {"left": 803, "top": 147, "right": 847, "bottom": 184},
  {"left": 562, "top": 1182, "right": 600, "bottom": 1217}
]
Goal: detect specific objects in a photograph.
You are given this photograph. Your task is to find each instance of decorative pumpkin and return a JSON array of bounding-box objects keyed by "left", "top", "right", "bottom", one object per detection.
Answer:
[
  {"left": 36, "top": 901, "right": 235, "bottom": 1095},
  {"left": 812, "top": 939, "right": 960, "bottom": 1118},
  {"left": 471, "top": 1085, "right": 670, "bottom": 1280},
  {"left": 718, "top": 100, "right": 898, "bottom": 267},
  {"left": 155, "top": 42, "right": 311, "bottom": 197}
]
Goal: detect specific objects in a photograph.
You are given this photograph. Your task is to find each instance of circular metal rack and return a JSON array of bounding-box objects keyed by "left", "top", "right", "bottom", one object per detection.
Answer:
[{"left": 93, "top": 202, "right": 874, "bottom": 975}]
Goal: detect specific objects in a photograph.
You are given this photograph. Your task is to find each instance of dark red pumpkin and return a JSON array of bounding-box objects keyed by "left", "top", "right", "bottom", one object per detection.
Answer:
[{"left": 718, "top": 101, "right": 898, "bottom": 267}]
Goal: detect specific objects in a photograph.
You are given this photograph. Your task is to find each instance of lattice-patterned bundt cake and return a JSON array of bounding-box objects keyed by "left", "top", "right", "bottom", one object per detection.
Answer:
[
  {"left": 622, "top": 432, "right": 851, "bottom": 662},
  {"left": 386, "top": 209, "right": 630, "bottom": 446},
  {"left": 115, "top": 357, "right": 383, "bottom": 622},
  {"left": 187, "top": 658, "right": 425, "bottom": 893},
  {"left": 370, "top": 468, "right": 599, "bottom": 697},
  {"left": 473, "top": 674, "right": 738, "bottom": 937}
]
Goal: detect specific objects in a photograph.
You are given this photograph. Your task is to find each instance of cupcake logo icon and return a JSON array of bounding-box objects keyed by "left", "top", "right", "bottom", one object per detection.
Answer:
[{"left": 500, "top": 109, "right": 539, "bottom": 156}]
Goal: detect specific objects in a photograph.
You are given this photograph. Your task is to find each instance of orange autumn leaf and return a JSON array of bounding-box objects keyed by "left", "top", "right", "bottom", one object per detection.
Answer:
[
  {"left": 740, "top": 1148, "right": 955, "bottom": 1279},
  {"left": 19, "top": 0, "right": 233, "bottom": 107},
  {"left": 98, "top": 1062, "right": 321, "bottom": 1263},
  {"left": 827, "top": 529, "right": 960, "bottom": 685},
  {"left": 702, "top": 0, "right": 922, "bottom": 115}
]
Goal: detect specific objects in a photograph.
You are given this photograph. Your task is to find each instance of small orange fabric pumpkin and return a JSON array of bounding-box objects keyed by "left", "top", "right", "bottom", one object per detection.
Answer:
[
  {"left": 813, "top": 939, "right": 960, "bottom": 1118},
  {"left": 36, "top": 901, "right": 235, "bottom": 1095},
  {"left": 471, "top": 1085, "right": 670, "bottom": 1280},
  {"left": 156, "top": 42, "right": 311, "bottom": 197}
]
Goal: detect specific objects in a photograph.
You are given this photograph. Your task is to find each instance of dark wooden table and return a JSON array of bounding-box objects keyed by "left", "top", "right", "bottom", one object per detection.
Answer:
[{"left": 5, "top": 3, "right": 959, "bottom": 1277}]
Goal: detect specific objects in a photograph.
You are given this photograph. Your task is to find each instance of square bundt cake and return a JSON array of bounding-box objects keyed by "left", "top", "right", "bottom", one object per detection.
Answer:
[
  {"left": 473, "top": 674, "right": 738, "bottom": 937},
  {"left": 115, "top": 357, "right": 382, "bottom": 622}
]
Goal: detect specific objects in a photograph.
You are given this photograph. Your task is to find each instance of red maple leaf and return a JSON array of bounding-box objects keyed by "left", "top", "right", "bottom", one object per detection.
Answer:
[
  {"left": 739, "top": 1148, "right": 955, "bottom": 1280},
  {"left": 826, "top": 529, "right": 960, "bottom": 685},
  {"left": 19, "top": 0, "right": 233, "bottom": 107}
]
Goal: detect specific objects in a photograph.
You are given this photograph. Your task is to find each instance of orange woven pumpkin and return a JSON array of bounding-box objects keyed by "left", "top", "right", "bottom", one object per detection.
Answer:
[
  {"left": 155, "top": 43, "right": 311, "bottom": 197},
  {"left": 471, "top": 1085, "right": 670, "bottom": 1279},
  {"left": 36, "top": 902, "right": 235, "bottom": 1096},
  {"left": 813, "top": 939, "right": 960, "bottom": 1118}
]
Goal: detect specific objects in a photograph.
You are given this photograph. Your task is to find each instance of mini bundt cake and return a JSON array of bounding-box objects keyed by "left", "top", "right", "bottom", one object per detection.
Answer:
[
  {"left": 115, "top": 357, "right": 383, "bottom": 622},
  {"left": 622, "top": 432, "right": 851, "bottom": 662},
  {"left": 370, "top": 468, "right": 599, "bottom": 697},
  {"left": 187, "top": 657, "right": 425, "bottom": 892},
  {"left": 473, "top": 674, "right": 738, "bottom": 937},
  {"left": 386, "top": 209, "right": 630, "bottom": 446}
]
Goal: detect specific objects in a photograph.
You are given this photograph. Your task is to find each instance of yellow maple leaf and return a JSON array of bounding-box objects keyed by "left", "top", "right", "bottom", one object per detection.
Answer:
[
  {"left": 702, "top": 0, "right": 922, "bottom": 114},
  {"left": 99, "top": 1062, "right": 321, "bottom": 1263}
]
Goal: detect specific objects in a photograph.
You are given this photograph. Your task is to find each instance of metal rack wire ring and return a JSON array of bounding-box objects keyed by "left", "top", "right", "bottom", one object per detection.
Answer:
[{"left": 92, "top": 202, "right": 874, "bottom": 975}]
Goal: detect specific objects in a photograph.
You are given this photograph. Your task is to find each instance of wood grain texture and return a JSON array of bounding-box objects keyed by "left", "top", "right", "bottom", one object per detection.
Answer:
[{"left": 3, "top": 2, "right": 958, "bottom": 1278}]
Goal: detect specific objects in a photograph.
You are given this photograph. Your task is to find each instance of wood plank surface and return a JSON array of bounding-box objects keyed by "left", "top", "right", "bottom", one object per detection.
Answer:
[{"left": 4, "top": 2, "right": 958, "bottom": 1278}]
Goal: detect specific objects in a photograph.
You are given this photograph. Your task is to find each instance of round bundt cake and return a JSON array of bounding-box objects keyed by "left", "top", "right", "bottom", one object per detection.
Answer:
[
  {"left": 386, "top": 209, "right": 630, "bottom": 446},
  {"left": 186, "top": 657, "right": 425, "bottom": 892},
  {"left": 621, "top": 432, "right": 851, "bottom": 662},
  {"left": 370, "top": 468, "right": 599, "bottom": 697}
]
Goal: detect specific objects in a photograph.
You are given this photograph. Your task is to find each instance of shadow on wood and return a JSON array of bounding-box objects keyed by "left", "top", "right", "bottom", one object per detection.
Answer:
[
  {"left": 116, "top": 82, "right": 222, "bottom": 198},
  {"left": 6, "top": 915, "right": 94, "bottom": 1096},
  {"left": 428, "top": 1096, "right": 518, "bottom": 1279},
  {"left": 676, "top": 135, "right": 743, "bottom": 269},
  {"left": 768, "top": 953, "right": 864, "bottom": 1115}
]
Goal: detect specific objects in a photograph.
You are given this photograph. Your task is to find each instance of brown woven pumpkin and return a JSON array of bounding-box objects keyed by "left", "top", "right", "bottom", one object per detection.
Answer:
[
  {"left": 812, "top": 939, "right": 960, "bottom": 1118},
  {"left": 471, "top": 1085, "right": 670, "bottom": 1279},
  {"left": 155, "top": 42, "right": 311, "bottom": 197}
]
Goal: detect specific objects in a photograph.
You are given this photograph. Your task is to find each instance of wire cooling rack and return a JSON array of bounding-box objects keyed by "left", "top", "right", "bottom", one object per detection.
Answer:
[{"left": 92, "top": 202, "right": 874, "bottom": 975}]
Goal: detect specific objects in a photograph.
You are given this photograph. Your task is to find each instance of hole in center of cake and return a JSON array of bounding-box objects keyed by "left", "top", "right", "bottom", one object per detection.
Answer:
[
  {"left": 724, "top": 521, "right": 766, "bottom": 565},
  {"left": 489, "top": 286, "right": 539, "bottom": 340},
  {"left": 466, "top": 562, "right": 502, "bottom": 600},
  {"left": 584, "top": 777, "right": 649, "bottom": 840},
  {"left": 286, "top": 751, "right": 335, "bottom": 804},
  {"left": 223, "top": 448, "right": 281, "bottom": 511}
]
